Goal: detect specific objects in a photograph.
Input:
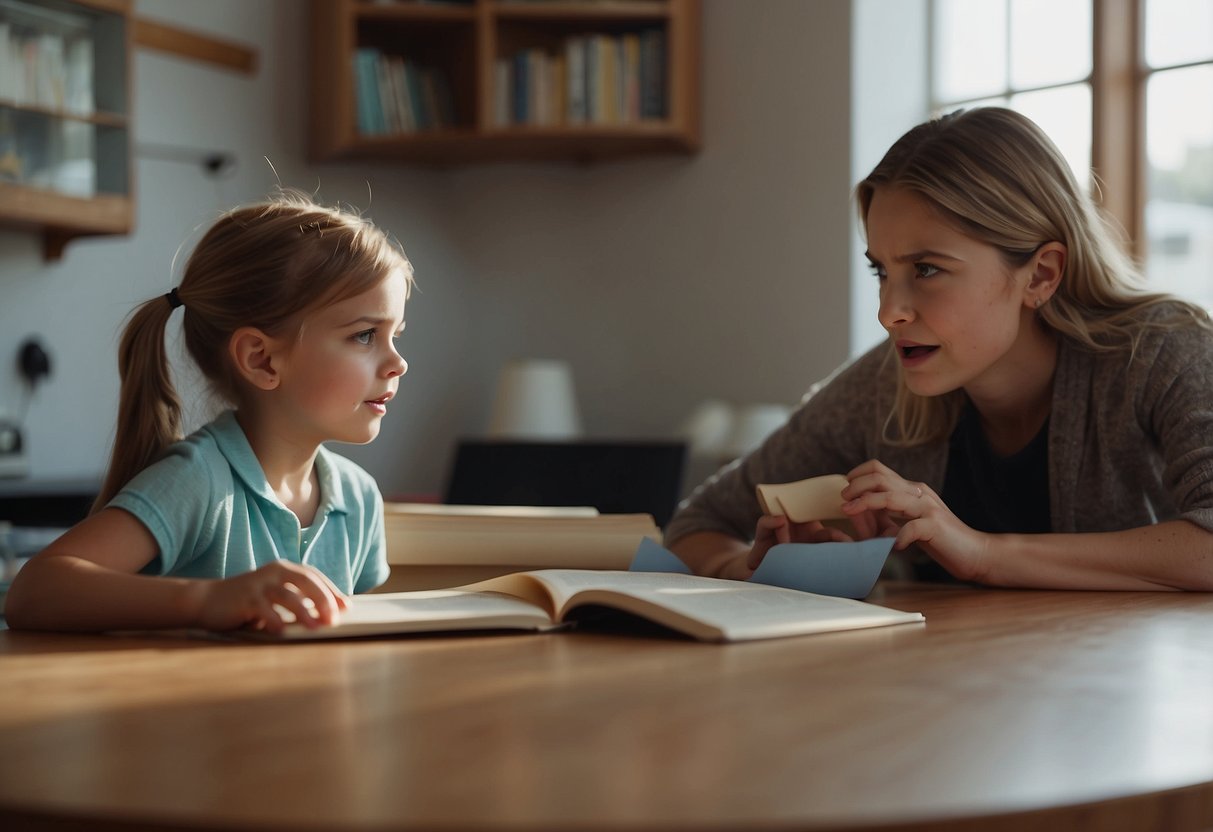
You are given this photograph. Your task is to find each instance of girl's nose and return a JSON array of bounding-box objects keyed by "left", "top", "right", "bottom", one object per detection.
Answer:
[{"left": 386, "top": 349, "right": 407, "bottom": 378}]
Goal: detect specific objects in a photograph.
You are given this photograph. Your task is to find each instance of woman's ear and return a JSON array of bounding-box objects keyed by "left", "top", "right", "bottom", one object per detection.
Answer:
[
  {"left": 229, "top": 327, "right": 282, "bottom": 391},
  {"left": 1025, "top": 241, "right": 1066, "bottom": 308}
]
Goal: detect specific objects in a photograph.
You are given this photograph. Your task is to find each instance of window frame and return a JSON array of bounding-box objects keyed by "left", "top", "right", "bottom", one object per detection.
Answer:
[{"left": 927, "top": 0, "right": 1203, "bottom": 259}]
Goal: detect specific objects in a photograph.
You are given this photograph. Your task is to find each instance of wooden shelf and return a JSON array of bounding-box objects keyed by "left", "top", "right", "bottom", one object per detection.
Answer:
[
  {"left": 309, "top": 0, "right": 700, "bottom": 165},
  {"left": 0, "top": 0, "right": 133, "bottom": 259}
]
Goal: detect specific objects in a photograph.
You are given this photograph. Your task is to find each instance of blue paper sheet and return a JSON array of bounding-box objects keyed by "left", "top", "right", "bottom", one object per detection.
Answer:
[{"left": 629, "top": 536, "right": 896, "bottom": 599}]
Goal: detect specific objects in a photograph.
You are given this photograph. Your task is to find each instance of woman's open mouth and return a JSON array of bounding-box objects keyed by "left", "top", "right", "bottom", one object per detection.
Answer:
[{"left": 897, "top": 342, "right": 939, "bottom": 366}]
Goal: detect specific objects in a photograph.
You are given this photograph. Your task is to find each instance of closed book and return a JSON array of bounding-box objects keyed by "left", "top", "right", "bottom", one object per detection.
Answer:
[
  {"left": 353, "top": 48, "right": 384, "bottom": 134},
  {"left": 639, "top": 28, "right": 665, "bottom": 119},
  {"left": 564, "top": 36, "right": 586, "bottom": 123},
  {"left": 380, "top": 503, "right": 660, "bottom": 591}
]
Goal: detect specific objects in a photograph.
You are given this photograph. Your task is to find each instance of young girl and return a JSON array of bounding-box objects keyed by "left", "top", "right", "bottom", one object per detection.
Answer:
[
  {"left": 5, "top": 191, "right": 413, "bottom": 632},
  {"left": 667, "top": 107, "right": 1213, "bottom": 591}
]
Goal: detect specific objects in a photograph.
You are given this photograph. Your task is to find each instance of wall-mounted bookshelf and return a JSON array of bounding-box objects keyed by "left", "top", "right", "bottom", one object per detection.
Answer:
[
  {"left": 0, "top": 0, "right": 131, "bottom": 259},
  {"left": 309, "top": 0, "right": 700, "bottom": 166}
]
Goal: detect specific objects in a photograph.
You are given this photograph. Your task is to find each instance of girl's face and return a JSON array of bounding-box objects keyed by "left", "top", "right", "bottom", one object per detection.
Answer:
[
  {"left": 273, "top": 268, "right": 409, "bottom": 446},
  {"left": 865, "top": 187, "right": 1046, "bottom": 400}
]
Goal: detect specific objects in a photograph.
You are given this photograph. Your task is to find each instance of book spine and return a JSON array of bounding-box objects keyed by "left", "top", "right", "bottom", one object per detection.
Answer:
[
  {"left": 374, "top": 53, "right": 399, "bottom": 133},
  {"left": 564, "top": 36, "right": 585, "bottom": 124},
  {"left": 601, "top": 35, "right": 619, "bottom": 124},
  {"left": 622, "top": 33, "right": 640, "bottom": 123},
  {"left": 512, "top": 50, "right": 528, "bottom": 125},
  {"left": 551, "top": 51, "right": 566, "bottom": 127},
  {"left": 395, "top": 56, "right": 419, "bottom": 132},
  {"left": 639, "top": 29, "right": 666, "bottom": 120},
  {"left": 585, "top": 36, "right": 600, "bottom": 123},
  {"left": 494, "top": 57, "right": 511, "bottom": 126},
  {"left": 353, "top": 48, "right": 383, "bottom": 135},
  {"left": 528, "top": 49, "right": 543, "bottom": 126}
]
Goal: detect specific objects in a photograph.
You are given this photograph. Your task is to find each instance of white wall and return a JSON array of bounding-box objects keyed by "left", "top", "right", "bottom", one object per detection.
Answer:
[{"left": 0, "top": 0, "right": 856, "bottom": 500}]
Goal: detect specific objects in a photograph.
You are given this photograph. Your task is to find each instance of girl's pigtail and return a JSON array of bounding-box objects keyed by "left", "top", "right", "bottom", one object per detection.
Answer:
[{"left": 92, "top": 295, "right": 183, "bottom": 512}]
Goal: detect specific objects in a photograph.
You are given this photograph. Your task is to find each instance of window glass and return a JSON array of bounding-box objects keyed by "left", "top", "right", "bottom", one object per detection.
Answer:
[
  {"left": 1010, "top": 0, "right": 1092, "bottom": 88},
  {"left": 1145, "top": 0, "right": 1213, "bottom": 68},
  {"left": 933, "top": 0, "right": 1007, "bottom": 102},
  {"left": 1145, "top": 64, "right": 1213, "bottom": 311},
  {"left": 1011, "top": 84, "right": 1093, "bottom": 186}
]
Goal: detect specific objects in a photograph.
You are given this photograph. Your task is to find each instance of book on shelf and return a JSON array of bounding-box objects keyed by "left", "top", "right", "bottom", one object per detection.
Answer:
[
  {"left": 266, "top": 568, "right": 925, "bottom": 643},
  {"left": 380, "top": 503, "right": 661, "bottom": 591},
  {"left": 493, "top": 28, "right": 666, "bottom": 128},
  {"left": 351, "top": 48, "right": 454, "bottom": 136}
]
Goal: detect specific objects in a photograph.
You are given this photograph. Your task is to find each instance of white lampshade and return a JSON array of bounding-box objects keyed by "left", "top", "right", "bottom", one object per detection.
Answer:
[
  {"left": 723, "top": 403, "right": 791, "bottom": 457},
  {"left": 678, "top": 399, "right": 736, "bottom": 459},
  {"left": 487, "top": 359, "right": 582, "bottom": 440}
]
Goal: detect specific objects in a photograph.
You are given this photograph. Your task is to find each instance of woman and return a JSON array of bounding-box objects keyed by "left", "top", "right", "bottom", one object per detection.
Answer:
[{"left": 666, "top": 108, "right": 1213, "bottom": 590}]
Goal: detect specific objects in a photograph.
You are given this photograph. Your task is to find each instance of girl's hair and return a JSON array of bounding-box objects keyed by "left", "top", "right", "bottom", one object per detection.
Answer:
[
  {"left": 855, "top": 107, "right": 1210, "bottom": 446},
  {"left": 94, "top": 190, "right": 414, "bottom": 511}
]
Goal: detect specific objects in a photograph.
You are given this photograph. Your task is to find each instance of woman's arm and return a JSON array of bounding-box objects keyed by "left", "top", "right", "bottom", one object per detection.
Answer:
[
  {"left": 841, "top": 460, "right": 1213, "bottom": 590},
  {"left": 5, "top": 508, "right": 345, "bottom": 632},
  {"left": 980, "top": 521, "right": 1213, "bottom": 591}
]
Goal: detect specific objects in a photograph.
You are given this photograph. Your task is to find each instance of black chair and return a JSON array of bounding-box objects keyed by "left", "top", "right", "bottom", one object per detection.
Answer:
[{"left": 444, "top": 439, "right": 687, "bottom": 528}]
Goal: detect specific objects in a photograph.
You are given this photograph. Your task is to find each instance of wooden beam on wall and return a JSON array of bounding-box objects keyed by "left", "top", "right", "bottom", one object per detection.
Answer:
[{"left": 133, "top": 17, "right": 258, "bottom": 75}]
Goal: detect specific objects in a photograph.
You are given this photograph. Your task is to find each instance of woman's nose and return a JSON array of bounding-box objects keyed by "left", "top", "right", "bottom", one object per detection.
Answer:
[{"left": 877, "top": 279, "right": 914, "bottom": 330}]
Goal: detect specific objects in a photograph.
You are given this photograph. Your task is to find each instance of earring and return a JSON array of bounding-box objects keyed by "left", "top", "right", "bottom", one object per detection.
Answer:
[{"left": 1035, "top": 298, "right": 1043, "bottom": 309}]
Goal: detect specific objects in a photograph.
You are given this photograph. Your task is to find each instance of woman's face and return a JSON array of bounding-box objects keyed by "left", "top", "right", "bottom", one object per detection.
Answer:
[{"left": 865, "top": 187, "right": 1044, "bottom": 400}]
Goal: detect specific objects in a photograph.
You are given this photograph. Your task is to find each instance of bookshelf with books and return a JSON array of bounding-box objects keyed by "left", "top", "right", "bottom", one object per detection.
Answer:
[
  {"left": 309, "top": 0, "right": 699, "bottom": 165},
  {"left": 0, "top": 0, "right": 132, "bottom": 259}
]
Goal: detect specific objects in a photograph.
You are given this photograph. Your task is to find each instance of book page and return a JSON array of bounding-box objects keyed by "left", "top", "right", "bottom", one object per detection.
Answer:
[
  {"left": 524, "top": 570, "right": 924, "bottom": 642},
  {"left": 274, "top": 589, "right": 553, "bottom": 640}
]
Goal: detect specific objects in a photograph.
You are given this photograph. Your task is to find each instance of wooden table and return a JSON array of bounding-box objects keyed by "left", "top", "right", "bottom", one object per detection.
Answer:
[{"left": 2, "top": 582, "right": 1213, "bottom": 831}]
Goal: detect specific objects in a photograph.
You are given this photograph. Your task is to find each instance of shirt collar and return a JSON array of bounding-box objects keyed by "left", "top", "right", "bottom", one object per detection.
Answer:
[{"left": 207, "top": 411, "right": 349, "bottom": 517}]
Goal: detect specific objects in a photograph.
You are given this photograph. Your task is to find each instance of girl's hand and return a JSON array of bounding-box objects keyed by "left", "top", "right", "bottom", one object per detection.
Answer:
[
  {"left": 745, "top": 514, "right": 852, "bottom": 572},
  {"left": 193, "top": 561, "right": 349, "bottom": 633},
  {"left": 840, "top": 459, "right": 991, "bottom": 582}
]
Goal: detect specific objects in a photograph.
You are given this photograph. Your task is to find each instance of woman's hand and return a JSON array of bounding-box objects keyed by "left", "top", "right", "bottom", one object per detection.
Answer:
[
  {"left": 192, "top": 561, "right": 349, "bottom": 633},
  {"left": 840, "top": 459, "right": 991, "bottom": 582},
  {"left": 745, "top": 514, "right": 852, "bottom": 573}
]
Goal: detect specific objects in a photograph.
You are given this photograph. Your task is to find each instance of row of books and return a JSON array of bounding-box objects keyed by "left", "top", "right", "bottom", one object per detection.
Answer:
[
  {"left": 352, "top": 48, "right": 456, "bottom": 135},
  {"left": 494, "top": 30, "right": 666, "bottom": 127},
  {"left": 0, "top": 24, "right": 94, "bottom": 115}
]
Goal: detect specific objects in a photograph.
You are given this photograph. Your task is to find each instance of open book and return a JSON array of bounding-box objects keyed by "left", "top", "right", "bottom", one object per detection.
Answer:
[{"left": 270, "top": 569, "right": 923, "bottom": 643}]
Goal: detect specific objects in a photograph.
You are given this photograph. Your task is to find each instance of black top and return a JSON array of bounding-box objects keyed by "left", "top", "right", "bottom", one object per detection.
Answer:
[
  {"left": 943, "top": 400, "right": 1051, "bottom": 535},
  {"left": 901, "top": 401, "right": 1052, "bottom": 583}
]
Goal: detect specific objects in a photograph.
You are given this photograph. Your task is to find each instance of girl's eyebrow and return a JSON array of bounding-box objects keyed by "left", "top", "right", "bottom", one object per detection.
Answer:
[{"left": 338, "top": 316, "right": 392, "bottom": 328}]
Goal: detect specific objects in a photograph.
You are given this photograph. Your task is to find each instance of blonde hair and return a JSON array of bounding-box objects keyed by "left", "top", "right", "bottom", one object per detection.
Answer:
[
  {"left": 856, "top": 107, "right": 1210, "bottom": 446},
  {"left": 94, "top": 190, "right": 414, "bottom": 510}
]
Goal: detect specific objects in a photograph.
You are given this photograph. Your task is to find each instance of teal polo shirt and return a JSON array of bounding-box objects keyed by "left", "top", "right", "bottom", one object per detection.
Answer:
[{"left": 109, "top": 410, "right": 389, "bottom": 594}]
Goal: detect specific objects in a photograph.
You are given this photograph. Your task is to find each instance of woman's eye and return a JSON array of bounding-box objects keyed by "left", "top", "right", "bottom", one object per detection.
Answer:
[
  {"left": 353, "top": 329, "right": 375, "bottom": 346},
  {"left": 915, "top": 263, "right": 940, "bottom": 278},
  {"left": 868, "top": 263, "right": 887, "bottom": 281}
]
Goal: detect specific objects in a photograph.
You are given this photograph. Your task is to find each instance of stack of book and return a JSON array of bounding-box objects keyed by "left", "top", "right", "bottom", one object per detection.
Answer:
[{"left": 380, "top": 503, "right": 662, "bottom": 591}]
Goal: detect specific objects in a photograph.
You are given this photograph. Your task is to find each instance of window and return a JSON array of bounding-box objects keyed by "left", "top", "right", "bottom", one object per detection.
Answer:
[
  {"left": 929, "top": 0, "right": 1213, "bottom": 311},
  {"left": 1143, "top": 0, "right": 1213, "bottom": 310}
]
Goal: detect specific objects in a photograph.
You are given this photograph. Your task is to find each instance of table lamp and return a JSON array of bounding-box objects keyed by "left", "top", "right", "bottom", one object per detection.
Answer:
[
  {"left": 487, "top": 359, "right": 582, "bottom": 440},
  {"left": 723, "top": 403, "right": 790, "bottom": 457}
]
